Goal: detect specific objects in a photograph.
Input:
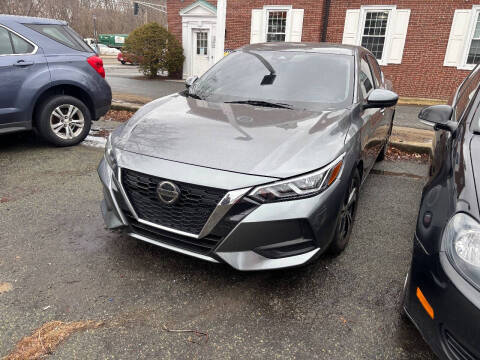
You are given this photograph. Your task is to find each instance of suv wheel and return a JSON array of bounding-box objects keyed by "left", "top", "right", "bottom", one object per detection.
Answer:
[
  {"left": 328, "top": 169, "right": 360, "bottom": 255},
  {"left": 36, "top": 95, "right": 91, "bottom": 146}
]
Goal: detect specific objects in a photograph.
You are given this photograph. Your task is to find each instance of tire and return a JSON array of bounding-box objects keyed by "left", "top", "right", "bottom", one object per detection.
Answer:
[
  {"left": 328, "top": 169, "right": 361, "bottom": 255},
  {"left": 121, "top": 60, "right": 126, "bottom": 65},
  {"left": 36, "top": 95, "right": 91, "bottom": 147}
]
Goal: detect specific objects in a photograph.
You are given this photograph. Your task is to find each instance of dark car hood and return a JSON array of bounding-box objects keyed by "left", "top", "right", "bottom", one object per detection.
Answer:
[{"left": 114, "top": 94, "right": 351, "bottom": 179}]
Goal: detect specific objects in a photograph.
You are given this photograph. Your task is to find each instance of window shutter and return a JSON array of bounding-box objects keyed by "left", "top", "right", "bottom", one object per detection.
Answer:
[
  {"left": 387, "top": 9, "right": 410, "bottom": 64},
  {"left": 444, "top": 9, "right": 472, "bottom": 67},
  {"left": 250, "top": 9, "right": 264, "bottom": 44},
  {"left": 290, "top": 9, "right": 304, "bottom": 42},
  {"left": 342, "top": 9, "right": 360, "bottom": 45}
]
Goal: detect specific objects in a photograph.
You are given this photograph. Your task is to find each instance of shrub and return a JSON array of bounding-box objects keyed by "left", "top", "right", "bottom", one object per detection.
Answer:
[{"left": 124, "top": 23, "right": 185, "bottom": 79}]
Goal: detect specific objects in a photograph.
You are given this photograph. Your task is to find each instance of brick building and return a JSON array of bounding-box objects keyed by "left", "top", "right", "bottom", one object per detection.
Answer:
[{"left": 167, "top": 0, "right": 480, "bottom": 101}]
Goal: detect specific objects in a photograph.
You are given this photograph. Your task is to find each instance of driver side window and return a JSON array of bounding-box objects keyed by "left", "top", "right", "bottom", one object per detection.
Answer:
[{"left": 359, "top": 58, "right": 374, "bottom": 99}]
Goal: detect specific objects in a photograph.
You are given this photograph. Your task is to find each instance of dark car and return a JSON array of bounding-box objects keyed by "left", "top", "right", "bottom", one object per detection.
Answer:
[
  {"left": 403, "top": 66, "right": 480, "bottom": 358},
  {"left": 0, "top": 15, "right": 112, "bottom": 146},
  {"left": 98, "top": 43, "right": 398, "bottom": 270}
]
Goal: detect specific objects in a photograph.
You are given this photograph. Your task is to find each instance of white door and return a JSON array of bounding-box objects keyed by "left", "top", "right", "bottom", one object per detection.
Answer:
[{"left": 192, "top": 30, "right": 210, "bottom": 76}]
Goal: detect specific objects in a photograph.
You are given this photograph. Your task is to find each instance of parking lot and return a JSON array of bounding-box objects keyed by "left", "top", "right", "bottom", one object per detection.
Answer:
[{"left": 0, "top": 134, "right": 435, "bottom": 359}]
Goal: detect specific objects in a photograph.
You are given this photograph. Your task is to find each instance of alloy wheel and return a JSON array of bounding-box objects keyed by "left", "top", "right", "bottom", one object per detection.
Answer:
[
  {"left": 338, "top": 179, "right": 358, "bottom": 242},
  {"left": 49, "top": 104, "right": 85, "bottom": 140}
]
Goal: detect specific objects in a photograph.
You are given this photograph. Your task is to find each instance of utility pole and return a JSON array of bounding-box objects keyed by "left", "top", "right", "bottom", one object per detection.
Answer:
[{"left": 93, "top": 15, "right": 97, "bottom": 44}]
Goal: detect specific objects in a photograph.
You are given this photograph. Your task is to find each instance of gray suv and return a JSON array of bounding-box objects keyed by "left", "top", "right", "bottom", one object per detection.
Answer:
[
  {"left": 0, "top": 15, "right": 111, "bottom": 146},
  {"left": 98, "top": 43, "right": 397, "bottom": 270}
]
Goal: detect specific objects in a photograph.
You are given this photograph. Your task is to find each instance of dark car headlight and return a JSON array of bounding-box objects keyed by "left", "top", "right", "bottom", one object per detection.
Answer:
[
  {"left": 105, "top": 134, "right": 118, "bottom": 175},
  {"left": 249, "top": 154, "right": 344, "bottom": 203},
  {"left": 444, "top": 213, "right": 480, "bottom": 291}
]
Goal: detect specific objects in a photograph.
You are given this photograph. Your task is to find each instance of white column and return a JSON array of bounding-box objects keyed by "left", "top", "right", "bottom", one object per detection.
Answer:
[{"left": 215, "top": 0, "right": 227, "bottom": 63}]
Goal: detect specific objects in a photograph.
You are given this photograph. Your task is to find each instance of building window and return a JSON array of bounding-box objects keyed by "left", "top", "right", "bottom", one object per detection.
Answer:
[
  {"left": 196, "top": 31, "right": 208, "bottom": 55},
  {"left": 467, "top": 13, "right": 480, "bottom": 64},
  {"left": 361, "top": 11, "right": 389, "bottom": 60},
  {"left": 266, "top": 11, "right": 287, "bottom": 42}
]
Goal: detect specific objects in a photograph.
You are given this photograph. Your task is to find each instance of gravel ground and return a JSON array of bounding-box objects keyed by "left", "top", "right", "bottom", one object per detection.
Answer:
[{"left": 0, "top": 133, "right": 435, "bottom": 359}]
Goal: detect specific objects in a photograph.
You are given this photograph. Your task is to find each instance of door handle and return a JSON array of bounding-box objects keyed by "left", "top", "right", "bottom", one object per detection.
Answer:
[
  {"left": 380, "top": 108, "right": 385, "bottom": 114},
  {"left": 14, "top": 60, "right": 34, "bottom": 67}
]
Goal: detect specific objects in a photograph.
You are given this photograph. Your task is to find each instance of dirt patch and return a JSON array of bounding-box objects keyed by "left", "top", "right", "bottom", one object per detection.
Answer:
[
  {"left": 386, "top": 145, "right": 430, "bottom": 163},
  {"left": 4, "top": 320, "right": 103, "bottom": 360},
  {"left": 103, "top": 110, "right": 134, "bottom": 123},
  {"left": 0, "top": 282, "right": 12, "bottom": 294}
]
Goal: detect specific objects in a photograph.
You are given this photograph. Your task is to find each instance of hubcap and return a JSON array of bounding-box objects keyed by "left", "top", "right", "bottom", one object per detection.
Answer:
[{"left": 49, "top": 104, "right": 84, "bottom": 140}]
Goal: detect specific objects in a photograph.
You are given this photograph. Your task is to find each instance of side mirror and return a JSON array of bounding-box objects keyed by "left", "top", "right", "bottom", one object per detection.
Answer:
[
  {"left": 185, "top": 76, "right": 198, "bottom": 89},
  {"left": 364, "top": 89, "right": 399, "bottom": 109},
  {"left": 418, "top": 105, "right": 457, "bottom": 133}
]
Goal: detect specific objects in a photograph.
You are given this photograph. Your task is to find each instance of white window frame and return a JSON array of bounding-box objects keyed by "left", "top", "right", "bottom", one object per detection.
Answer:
[
  {"left": 356, "top": 5, "right": 396, "bottom": 66},
  {"left": 262, "top": 5, "right": 292, "bottom": 43},
  {"left": 459, "top": 5, "right": 480, "bottom": 70}
]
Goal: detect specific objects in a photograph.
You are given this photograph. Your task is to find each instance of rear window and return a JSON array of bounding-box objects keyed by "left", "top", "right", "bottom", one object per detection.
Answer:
[
  {"left": 0, "top": 26, "right": 34, "bottom": 54},
  {"left": 26, "top": 24, "right": 92, "bottom": 52},
  {"left": 0, "top": 27, "right": 13, "bottom": 55},
  {"left": 11, "top": 32, "right": 34, "bottom": 54}
]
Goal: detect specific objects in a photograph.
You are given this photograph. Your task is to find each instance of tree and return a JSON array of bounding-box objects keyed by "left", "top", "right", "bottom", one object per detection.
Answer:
[{"left": 124, "top": 23, "right": 184, "bottom": 79}]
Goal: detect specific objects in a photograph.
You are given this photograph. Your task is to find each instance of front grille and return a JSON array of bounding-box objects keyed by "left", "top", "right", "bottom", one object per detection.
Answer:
[
  {"left": 121, "top": 169, "right": 227, "bottom": 234},
  {"left": 444, "top": 330, "right": 478, "bottom": 360},
  {"left": 124, "top": 212, "right": 222, "bottom": 255}
]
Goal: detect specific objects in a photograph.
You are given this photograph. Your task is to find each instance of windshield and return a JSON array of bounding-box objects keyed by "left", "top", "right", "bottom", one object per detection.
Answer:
[{"left": 189, "top": 51, "right": 354, "bottom": 111}]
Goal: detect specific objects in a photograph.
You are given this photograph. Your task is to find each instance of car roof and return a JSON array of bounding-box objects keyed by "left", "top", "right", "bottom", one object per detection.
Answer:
[
  {"left": 0, "top": 14, "right": 67, "bottom": 25},
  {"left": 238, "top": 42, "right": 358, "bottom": 56}
]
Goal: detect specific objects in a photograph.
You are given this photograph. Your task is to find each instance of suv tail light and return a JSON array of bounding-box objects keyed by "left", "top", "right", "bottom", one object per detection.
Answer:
[{"left": 87, "top": 56, "right": 105, "bottom": 78}]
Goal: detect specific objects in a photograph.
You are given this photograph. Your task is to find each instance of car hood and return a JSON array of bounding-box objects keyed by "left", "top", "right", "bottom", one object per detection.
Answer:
[{"left": 114, "top": 94, "right": 351, "bottom": 179}]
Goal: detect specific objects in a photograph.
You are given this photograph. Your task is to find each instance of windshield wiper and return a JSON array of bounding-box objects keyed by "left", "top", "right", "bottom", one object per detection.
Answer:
[{"left": 225, "top": 100, "right": 293, "bottom": 109}]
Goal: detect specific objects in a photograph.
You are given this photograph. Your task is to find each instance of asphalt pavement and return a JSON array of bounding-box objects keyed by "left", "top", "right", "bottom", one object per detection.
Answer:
[{"left": 0, "top": 133, "right": 435, "bottom": 359}]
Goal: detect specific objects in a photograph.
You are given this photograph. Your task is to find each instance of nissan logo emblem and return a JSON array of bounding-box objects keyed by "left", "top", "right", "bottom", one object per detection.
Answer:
[{"left": 157, "top": 181, "right": 180, "bottom": 204}]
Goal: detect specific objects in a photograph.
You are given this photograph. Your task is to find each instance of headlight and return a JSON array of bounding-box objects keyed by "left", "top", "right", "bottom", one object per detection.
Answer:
[
  {"left": 444, "top": 213, "right": 480, "bottom": 290},
  {"left": 249, "top": 154, "right": 344, "bottom": 203},
  {"left": 105, "top": 134, "right": 118, "bottom": 174}
]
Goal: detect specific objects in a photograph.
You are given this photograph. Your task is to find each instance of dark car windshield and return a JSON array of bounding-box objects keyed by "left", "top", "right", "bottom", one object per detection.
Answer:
[{"left": 189, "top": 51, "right": 354, "bottom": 111}]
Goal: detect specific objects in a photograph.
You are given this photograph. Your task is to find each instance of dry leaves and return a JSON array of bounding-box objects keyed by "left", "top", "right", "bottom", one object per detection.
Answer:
[
  {"left": 386, "top": 146, "right": 430, "bottom": 163},
  {"left": 4, "top": 320, "right": 103, "bottom": 360},
  {"left": 104, "top": 110, "right": 134, "bottom": 123},
  {"left": 0, "top": 282, "right": 12, "bottom": 294}
]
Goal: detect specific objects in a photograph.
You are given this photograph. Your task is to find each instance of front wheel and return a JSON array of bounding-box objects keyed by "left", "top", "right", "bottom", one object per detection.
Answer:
[
  {"left": 36, "top": 95, "right": 91, "bottom": 146},
  {"left": 121, "top": 60, "right": 126, "bottom": 65},
  {"left": 328, "top": 169, "right": 360, "bottom": 255}
]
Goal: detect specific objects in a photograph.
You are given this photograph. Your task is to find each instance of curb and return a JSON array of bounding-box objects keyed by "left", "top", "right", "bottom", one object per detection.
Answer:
[
  {"left": 398, "top": 97, "right": 447, "bottom": 106},
  {"left": 111, "top": 101, "right": 142, "bottom": 111},
  {"left": 390, "top": 126, "right": 434, "bottom": 155}
]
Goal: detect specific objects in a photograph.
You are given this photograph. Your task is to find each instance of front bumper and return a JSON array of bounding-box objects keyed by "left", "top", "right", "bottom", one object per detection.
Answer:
[
  {"left": 97, "top": 151, "right": 346, "bottom": 271},
  {"left": 404, "top": 234, "right": 480, "bottom": 359}
]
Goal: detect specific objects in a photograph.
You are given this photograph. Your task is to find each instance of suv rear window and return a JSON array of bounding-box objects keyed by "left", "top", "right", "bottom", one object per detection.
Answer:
[
  {"left": 26, "top": 24, "right": 92, "bottom": 52},
  {"left": 0, "top": 26, "right": 35, "bottom": 54}
]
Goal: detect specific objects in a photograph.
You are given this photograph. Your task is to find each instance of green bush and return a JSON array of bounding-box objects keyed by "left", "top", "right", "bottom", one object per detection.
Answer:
[{"left": 124, "top": 23, "right": 185, "bottom": 79}]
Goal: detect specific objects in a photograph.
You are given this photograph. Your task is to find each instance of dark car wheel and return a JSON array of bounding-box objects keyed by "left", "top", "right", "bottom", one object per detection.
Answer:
[
  {"left": 36, "top": 95, "right": 91, "bottom": 146},
  {"left": 121, "top": 60, "right": 126, "bottom": 65},
  {"left": 328, "top": 169, "right": 360, "bottom": 255}
]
